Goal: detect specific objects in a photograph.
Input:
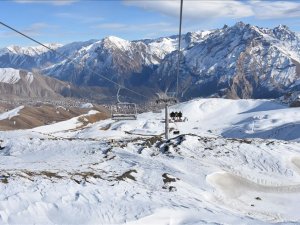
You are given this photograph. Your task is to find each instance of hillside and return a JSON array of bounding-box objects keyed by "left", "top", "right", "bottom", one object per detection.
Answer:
[
  {"left": 0, "top": 103, "right": 110, "bottom": 130},
  {"left": 0, "top": 68, "right": 72, "bottom": 99},
  {"left": 0, "top": 67, "right": 118, "bottom": 103},
  {"left": 1, "top": 98, "right": 300, "bottom": 224}
]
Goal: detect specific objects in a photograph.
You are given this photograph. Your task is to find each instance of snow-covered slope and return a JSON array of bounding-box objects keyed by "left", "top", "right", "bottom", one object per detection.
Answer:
[
  {"left": 156, "top": 22, "right": 300, "bottom": 99},
  {"left": 0, "top": 106, "right": 24, "bottom": 121},
  {"left": 0, "top": 68, "right": 36, "bottom": 85},
  {"left": 5, "top": 43, "right": 62, "bottom": 56},
  {"left": 42, "top": 34, "right": 188, "bottom": 86},
  {"left": 0, "top": 67, "right": 92, "bottom": 100},
  {"left": 0, "top": 40, "right": 94, "bottom": 71},
  {"left": 1, "top": 98, "right": 300, "bottom": 224},
  {"left": 0, "top": 68, "right": 21, "bottom": 84},
  {"left": 34, "top": 97, "right": 300, "bottom": 142}
]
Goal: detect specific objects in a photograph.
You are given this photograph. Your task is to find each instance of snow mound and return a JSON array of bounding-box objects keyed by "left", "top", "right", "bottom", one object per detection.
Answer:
[
  {"left": 207, "top": 171, "right": 300, "bottom": 198},
  {"left": 207, "top": 171, "right": 300, "bottom": 221}
]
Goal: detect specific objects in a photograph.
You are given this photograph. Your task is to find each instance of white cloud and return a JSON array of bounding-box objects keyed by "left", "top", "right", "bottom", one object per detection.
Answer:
[
  {"left": 14, "top": 0, "right": 78, "bottom": 6},
  {"left": 124, "top": 0, "right": 254, "bottom": 19},
  {"left": 124, "top": 0, "right": 300, "bottom": 20},
  {"left": 250, "top": 0, "right": 300, "bottom": 19}
]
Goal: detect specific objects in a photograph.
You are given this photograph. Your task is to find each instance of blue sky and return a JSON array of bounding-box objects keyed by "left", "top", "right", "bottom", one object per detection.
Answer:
[{"left": 1, "top": 0, "right": 300, "bottom": 47}]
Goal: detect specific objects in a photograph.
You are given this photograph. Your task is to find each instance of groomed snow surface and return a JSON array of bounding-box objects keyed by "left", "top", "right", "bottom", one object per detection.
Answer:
[{"left": 1, "top": 98, "right": 300, "bottom": 224}]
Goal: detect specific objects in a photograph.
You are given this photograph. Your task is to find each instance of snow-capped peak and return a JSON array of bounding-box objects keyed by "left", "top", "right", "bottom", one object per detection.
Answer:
[
  {"left": 6, "top": 43, "right": 63, "bottom": 56},
  {"left": 234, "top": 21, "right": 246, "bottom": 29},
  {"left": 276, "top": 24, "right": 289, "bottom": 30},
  {"left": 103, "top": 36, "right": 130, "bottom": 50}
]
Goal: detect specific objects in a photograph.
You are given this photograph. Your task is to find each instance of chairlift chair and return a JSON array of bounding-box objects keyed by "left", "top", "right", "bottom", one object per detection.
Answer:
[
  {"left": 155, "top": 92, "right": 177, "bottom": 105},
  {"left": 111, "top": 87, "right": 138, "bottom": 121},
  {"left": 111, "top": 102, "right": 137, "bottom": 120}
]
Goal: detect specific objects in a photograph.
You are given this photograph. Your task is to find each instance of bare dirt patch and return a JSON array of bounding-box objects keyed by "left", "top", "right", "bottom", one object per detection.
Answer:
[
  {"left": 116, "top": 170, "right": 137, "bottom": 181},
  {"left": 0, "top": 104, "right": 110, "bottom": 130}
]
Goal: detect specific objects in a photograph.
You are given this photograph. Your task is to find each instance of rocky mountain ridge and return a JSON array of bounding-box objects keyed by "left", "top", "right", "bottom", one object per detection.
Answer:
[
  {"left": 0, "top": 68, "right": 114, "bottom": 102},
  {"left": 155, "top": 22, "right": 300, "bottom": 99},
  {"left": 1, "top": 22, "right": 300, "bottom": 101}
]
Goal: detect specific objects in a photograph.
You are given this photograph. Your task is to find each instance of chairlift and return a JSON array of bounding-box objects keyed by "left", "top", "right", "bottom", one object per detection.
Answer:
[{"left": 111, "top": 87, "right": 137, "bottom": 121}]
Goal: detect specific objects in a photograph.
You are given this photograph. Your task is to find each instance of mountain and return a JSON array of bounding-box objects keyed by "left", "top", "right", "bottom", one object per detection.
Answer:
[
  {"left": 0, "top": 67, "right": 72, "bottom": 99},
  {"left": 0, "top": 32, "right": 209, "bottom": 91},
  {"left": 0, "top": 103, "right": 110, "bottom": 130},
  {"left": 155, "top": 22, "right": 300, "bottom": 99},
  {"left": 0, "top": 67, "right": 114, "bottom": 102},
  {"left": 1, "top": 22, "right": 300, "bottom": 101},
  {"left": 42, "top": 35, "right": 181, "bottom": 87},
  {"left": 0, "top": 40, "right": 95, "bottom": 71}
]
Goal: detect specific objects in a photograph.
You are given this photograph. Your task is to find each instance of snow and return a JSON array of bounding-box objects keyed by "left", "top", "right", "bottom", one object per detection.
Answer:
[
  {"left": 5, "top": 43, "right": 62, "bottom": 56},
  {"left": 32, "top": 110, "right": 99, "bottom": 134},
  {"left": 0, "top": 106, "right": 24, "bottom": 121},
  {"left": 25, "top": 72, "right": 34, "bottom": 84},
  {"left": 147, "top": 37, "right": 177, "bottom": 62},
  {"left": 0, "top": 68, "right": 21, "bottom": 84},
  {"left": 201, "top": 30, "right": 213, "bottom": 37},
  {"left": 104, "top": 36, "right": 131, "bottom": 51},
  {"left": 0, "top": 68, "right": 34, "bottom": 84},
  {"left": 1, "top": 98, "right": 300, "bottom": 224},
  {"left": 80, "top": 103, "right": 93, "bottom": 109},
  {"left": 207, "top": 171, "right": 300, "bottom": 221}
]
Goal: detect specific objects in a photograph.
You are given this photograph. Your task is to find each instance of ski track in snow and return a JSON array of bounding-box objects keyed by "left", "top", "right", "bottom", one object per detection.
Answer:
[{"left": 1, "top": 98, "right": 300, "bottom": 224}]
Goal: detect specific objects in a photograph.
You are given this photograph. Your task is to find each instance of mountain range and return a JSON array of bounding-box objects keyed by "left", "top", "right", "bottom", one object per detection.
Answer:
[{"left": 1, "top": 22, "right": 300, "bottom": 102}]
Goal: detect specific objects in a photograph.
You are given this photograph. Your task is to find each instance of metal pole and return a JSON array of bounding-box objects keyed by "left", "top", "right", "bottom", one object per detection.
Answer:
[
  {"left": 165, "top": 104, "right": 169, "bottom": 140},
  {"left": 176, "top": 0, "right": 183, "bottom": 98}
]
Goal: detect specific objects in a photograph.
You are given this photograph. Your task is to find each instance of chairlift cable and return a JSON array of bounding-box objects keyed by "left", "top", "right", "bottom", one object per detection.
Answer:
[{"left": 0, "top": 21, "right": 148, "bottom": 100}]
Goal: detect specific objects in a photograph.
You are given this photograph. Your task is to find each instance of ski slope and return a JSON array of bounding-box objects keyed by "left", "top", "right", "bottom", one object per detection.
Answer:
[{"left": 1, "top": 98, "right": 300, "bottom": 224}]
